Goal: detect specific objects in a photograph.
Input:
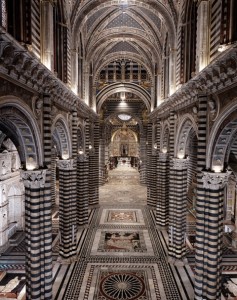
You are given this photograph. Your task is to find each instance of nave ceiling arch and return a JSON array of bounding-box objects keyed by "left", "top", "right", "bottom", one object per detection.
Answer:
[
  {"left": 96, "top": 83, "right": 151, "bottom": 114},
  {"left": 70, "top": 0, "right": 177, "bottom": 121}
]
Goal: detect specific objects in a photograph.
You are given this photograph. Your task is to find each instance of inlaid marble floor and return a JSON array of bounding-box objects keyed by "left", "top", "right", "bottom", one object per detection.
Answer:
[
  {"left": 52, "top": 166, "right": 195, "bottom": 299},
  {"left": 1, "top": 167, "right": 236, "bottom": 299}
]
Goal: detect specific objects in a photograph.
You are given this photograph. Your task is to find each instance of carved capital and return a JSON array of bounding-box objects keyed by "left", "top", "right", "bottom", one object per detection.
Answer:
[
  {"left": 202, "top": 171, "right": 231, "bottom": 190},
  {"left": 77, "top": 154, "right": 88, "bottom": 163},
  {"left": 172, "top": 158, "right": 188, "bottom": 170},
  {"left": 57, "top": 159, "right": 74, "bottom": 170},
  {"left": 21, "top": 169, "right": 47, "bottom": 189},
  {"left": 159, "top": 153, "right": 169, "bottom": 162}
]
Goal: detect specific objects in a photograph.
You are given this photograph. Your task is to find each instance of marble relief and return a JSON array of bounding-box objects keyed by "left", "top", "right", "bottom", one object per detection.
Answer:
[
  {"left": 98, "top": 231, "right": 145, "bottom": 252},
  {"left": 107, "top": 210, "right": 137, "bottom": 223}
]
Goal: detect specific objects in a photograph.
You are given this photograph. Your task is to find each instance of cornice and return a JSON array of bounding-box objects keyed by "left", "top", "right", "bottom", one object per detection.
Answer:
[
  {"left": 150, "top": 44, "right": 237, "bottom": 119},
  {"left": 0, "top": 29, "right": 97, "bottom": 119}
]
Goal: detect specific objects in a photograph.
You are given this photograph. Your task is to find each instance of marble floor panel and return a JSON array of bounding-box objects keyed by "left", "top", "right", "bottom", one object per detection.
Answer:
[
  {"left": 91, "top": 229, "right": 153, "bottom": 256},
  {"left": 53, "top": 204, "right": 194, "bottom": 299},
  {"left": 53, "top": 167, "right": 195, "bottom": 299},
  {"left": 74, "top": 263, "right": 165, "bottom": 300},
  {"left": 100, "top": 208, "right": 145, "bottom": 226}
]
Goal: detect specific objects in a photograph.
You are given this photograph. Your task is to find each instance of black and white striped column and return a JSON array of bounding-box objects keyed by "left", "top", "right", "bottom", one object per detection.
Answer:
[
  {"left": 77, "top": 154, "right": 89, "bottom": 226},
  {"left": 147, "top": 122, "right": 157, "bottom": 207},
  {"left": 57, "top": 159, "right": 77, "bottom": 262},
  {"left": 169, "top": 111, "right": 175, "bottom": 158},
  {"left": 89, "top": 121, "right": 99, "bottom": 207},
  {"left": 194, "top": 171, "right": 229, "bottom": 300},
  {"left": 76, "top": 119, "right": 90, "bottom": 225},
  {"left": 156, "top": 152, "right": 169, "bottom": 227},
  {"left": 156, "top": 118, "right": 170, "bottom": 227},
  {"left": 71, "top": 111, "right": 78, "bottom": 160},
  {"left": 51, "top": 147, "right": 57, "bottom": 207},
  {"left": 194, "top": 93, "right": 210, "bottom": 299},
  {"left": 139, "top": 135, "right": 147, "bottom": 185},
  {"left": 99, "top": 136, "right": 106, "bottom": 186},
  {"left": 21, "top": 169, "right": 52, "bottom": 300},
  {"left": 42, "top": 94, "right": 53, "bottom": 298},
  {"left": 168, "top": 158, "right": 188, "bottom": 262}
]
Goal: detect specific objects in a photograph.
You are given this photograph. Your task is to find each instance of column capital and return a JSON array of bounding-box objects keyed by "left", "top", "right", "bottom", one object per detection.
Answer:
[
  {"left": 21, "top": 169, "right": 47, "bottom": 189},
  {"left": 77, "top": 154, "right": 88, "bottom": 162},
  {"left": 172, "top": 158, "right": 188, "bottom": 170},
  {"left": 159, "top": 152, "right": 169, "bottom": 162},
  {"left": 202, "top": 171, "right": 231, "bottom": 190},
  {"left": 57, "top": 159, "right": 74, "bottom": 170}
]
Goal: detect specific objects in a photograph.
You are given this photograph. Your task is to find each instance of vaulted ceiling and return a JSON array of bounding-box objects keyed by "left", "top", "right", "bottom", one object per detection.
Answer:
[{"left": 67, "top": 0, "right": 178, "bottom": 133}]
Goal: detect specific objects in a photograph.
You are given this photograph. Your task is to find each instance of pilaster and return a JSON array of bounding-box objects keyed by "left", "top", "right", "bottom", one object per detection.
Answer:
[
  {"left": 41, "top": 0, "right": 54, "bottom": 71},
  {"left": 196, "top": 0, "right": 210, "bottom": 72},
  {"left": 169, "top": 49, "right": 177, "bottom": 95}
]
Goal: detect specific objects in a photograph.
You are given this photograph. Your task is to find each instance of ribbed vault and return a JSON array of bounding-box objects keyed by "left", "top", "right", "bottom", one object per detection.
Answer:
[{"left": 69, "top": 0, "right": 177, "bottom": 147}]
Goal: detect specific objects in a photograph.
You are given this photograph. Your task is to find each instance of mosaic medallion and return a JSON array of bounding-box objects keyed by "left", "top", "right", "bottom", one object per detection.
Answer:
[
  {"left": 97, "top": 271, "right": 148, "bottom": 300},
  {"left": 107, "top": 210, "right": 137, "bottom": 223},
  {"left": 97, "top": 231, "right": 147, "bottom": 252}
]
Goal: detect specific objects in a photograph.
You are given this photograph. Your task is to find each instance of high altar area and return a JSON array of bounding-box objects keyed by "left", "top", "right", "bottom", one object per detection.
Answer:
[{"left": 109, "top": 124, "right": 139, "bottom": 158}]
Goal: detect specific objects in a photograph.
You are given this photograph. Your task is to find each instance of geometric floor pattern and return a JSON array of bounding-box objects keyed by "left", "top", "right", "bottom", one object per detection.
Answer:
[
  {"left": 53, "top": 204, "right": 194, "bottom": 299},
  {"left": 1, "top": 166, "right": 237, "bottom": 299},
  {"left": 53, "top": 166, "right": 194, "bottom": 299}
]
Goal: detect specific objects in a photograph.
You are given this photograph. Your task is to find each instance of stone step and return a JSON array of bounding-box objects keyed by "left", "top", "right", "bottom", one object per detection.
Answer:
[{"left": 9, "top": 231, "right": 25, "bottom": 246}]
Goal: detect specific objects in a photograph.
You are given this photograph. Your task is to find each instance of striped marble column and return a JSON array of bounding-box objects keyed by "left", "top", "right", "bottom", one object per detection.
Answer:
[
  {"left": 89, "top": 121, "right": 99, "bottom": 206},
  {"left": 76, "top": 119, "right": 90, "bottom": 225},
  {"left": 156, "top": 152, "right": 170, "bottom": 227},
  {"left": 77, "top": 154, "right": 89, "bottom": 226},
  {"left": 156, "top": 118, "right": 170, "bottom": 227},
  {"left": 166, "top": 110, "right": 176, "bottom": 226},
  {"left": 21, "top": 169, "right": 52, "bottom": 300},
  {"left": 147, "top": 122, "right": 157, "bottom": 207},
  {"left": 99, "top": 137, "right": 106, "bottom": 186},
  {"left": 169, "top": 111, "right": 175, "bottom": 158},
  {"left": 51, "top": 147, "right": 57, "bottom": 207},
  {"left": 71, "top": 110, "right": 80, "bottom": 228},
  {"left": 42, "top": 94, "right": 53, "bottom": 298},
  {"left": 168, "top": 158, "right": 188, "bottom": 261},
  {"left": 194, "top": 171, "right": 229, "bottom": 300},
  {"left": 146, "top": 123, "right": 152, "bottom": 192},
  {"left": 139, "top": 135, "right": 147, "bottom": 185},
  {"left": 57, "top": 159, "right": 77, "bottom": 262},
  {"left": 71, "top": 111, "right": 78, "bottom": 159},
  {"left": 194, "top": 93, "right": 211, "bottom": 299}
]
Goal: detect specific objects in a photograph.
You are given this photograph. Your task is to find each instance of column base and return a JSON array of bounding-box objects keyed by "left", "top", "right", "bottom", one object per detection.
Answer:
[
  {"left": 168, "top": 256, "right": 188, "bottom": 267},
  {"left": 89, "top": 204, "right": 100, "bottom": 209},
  {"left": 78, "top": 224, "right": 89, "bottom": 229},
  {"left": 57, "top": 255, "right": 77, "bottom": 265},
  {"left": 156, "top": 225, "right": 168, "bottom": 231}
]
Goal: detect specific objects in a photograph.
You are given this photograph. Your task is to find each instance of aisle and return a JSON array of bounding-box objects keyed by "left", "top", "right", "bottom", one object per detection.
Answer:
[{"left": 53, "top": 166, "right": 194, "bottom": 299}]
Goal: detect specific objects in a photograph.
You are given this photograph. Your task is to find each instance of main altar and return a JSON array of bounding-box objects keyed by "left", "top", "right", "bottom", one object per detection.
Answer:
[{"left": 118, "top": 156, "right": 131, "bottom": 166}]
